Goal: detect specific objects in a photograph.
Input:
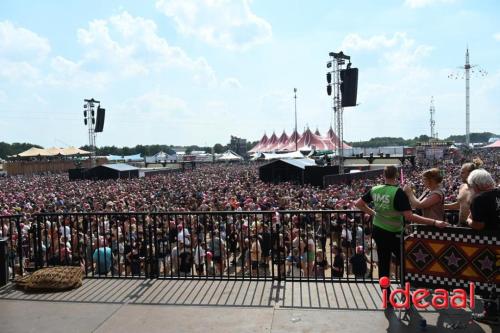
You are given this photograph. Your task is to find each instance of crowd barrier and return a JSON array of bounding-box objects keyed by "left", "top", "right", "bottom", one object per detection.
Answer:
[
  {"left": 4, "top": 210, "right": 492, "bottom": 292},
  {"left": 1, "top": 211, "right": 381, "bottom": 282}
]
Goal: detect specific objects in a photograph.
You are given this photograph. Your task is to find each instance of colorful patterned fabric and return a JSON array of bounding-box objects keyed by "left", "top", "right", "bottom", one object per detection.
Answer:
[{"left": 404, "top": 226, "right": 499, "bottom": 294}]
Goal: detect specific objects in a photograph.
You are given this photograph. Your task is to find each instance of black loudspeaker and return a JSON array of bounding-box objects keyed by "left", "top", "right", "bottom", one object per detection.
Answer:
[
  {"left": 340, "top": 68, "right": 358, "bottom": 107},
  {"left": 95, "top": 107, "right": 105, "bottom": 132}
]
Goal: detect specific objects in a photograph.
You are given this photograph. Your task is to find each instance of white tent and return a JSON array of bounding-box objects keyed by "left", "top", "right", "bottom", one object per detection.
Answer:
[
  {"left": 14, "top": 146, "right": 90, "bottom": 158},
  {"left": 217, "top": 150, "right": 243, "bottom": 161},
  {"left": 262, "top": 151, "right": 304, "bottom": 160}
]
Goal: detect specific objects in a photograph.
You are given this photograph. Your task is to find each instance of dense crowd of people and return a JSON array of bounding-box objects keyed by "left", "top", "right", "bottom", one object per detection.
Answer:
[{"left": 0, "top": 148, "right": 498, "bottom": 283}]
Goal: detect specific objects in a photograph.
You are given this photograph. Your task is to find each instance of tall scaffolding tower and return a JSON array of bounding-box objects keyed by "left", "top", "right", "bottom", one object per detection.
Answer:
[
  {"left": 429, "top": 96, "right": 436, "bottom": 139},
  {"left": 448, "top": 48, "right": 487, "bottom": 146},
  {"left": 326, "top": 51, "right": 351, "bottom": 174}
]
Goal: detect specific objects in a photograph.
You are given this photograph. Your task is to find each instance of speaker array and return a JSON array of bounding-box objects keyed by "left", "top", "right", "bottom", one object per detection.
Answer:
[{"left": 95, "top": 107, "right": 105, "bottom": 133}]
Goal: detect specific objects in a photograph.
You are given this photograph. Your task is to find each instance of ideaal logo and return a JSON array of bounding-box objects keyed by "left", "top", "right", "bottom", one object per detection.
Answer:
[{"left": 379, "top": 277, "right": 475, "bottom": 309}]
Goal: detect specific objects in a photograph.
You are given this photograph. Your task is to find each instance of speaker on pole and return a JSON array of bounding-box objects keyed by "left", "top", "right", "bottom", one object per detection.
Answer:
[
  {"left": 340, "top": 68, "right": 358, "bottom": 107},
  {"left": 95, "top": 107, "right": 105, "bottom": 133}
]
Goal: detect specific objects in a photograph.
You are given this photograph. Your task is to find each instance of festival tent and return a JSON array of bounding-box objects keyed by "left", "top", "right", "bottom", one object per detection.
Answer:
[
  {"left": 42, "top": 147, "right": 64, "bottom": 156},
  {"left": 481, "top": 140, "right": 500, "bottom": 148},
  {"left": 250, "top": 126, "right": 351, "bottom": 153},
  {"left": 274, "top": 130, "right": 290, "bottom": 151},
  {"left": 262, "top": 151, "right": 305, "bottom": 160},
  {"left": 281, "top": 127, "right": 335, "bottom": 152},
  {"left": 61, "top": 147, "right": 91, "bottom": 156},
  {"left": 14, "top": 147, "right": 91, "bottom": 158},
  {"left": 106, "top": 154, "right": 143, "bottom": 162},
  {"left": 326, "top": 126, "right": 352, "bottom": 149},
  {"left": 280, "top": 129, "right": 302, "bottom": 152},
  {"left": 261, "top": 132, "right": 279, "bottom": 152},
  {"left": 16, "top": 147, "right": 46, "bottom": 157},
  {"left": 217, "top": 150, "right": 244, "bottom": 161},
  {"left": 248, "top": 133, "right": 269, "bottom": 153}
]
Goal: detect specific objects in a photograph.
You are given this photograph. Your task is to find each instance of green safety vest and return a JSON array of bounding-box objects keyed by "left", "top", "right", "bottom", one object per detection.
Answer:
[{"left": 371, "top": 185, "right": 404, "bottom": 233}]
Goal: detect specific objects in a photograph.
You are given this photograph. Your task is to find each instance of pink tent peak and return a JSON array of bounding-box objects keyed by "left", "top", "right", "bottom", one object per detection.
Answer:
[
  {"left": 249, "top": 133, "right": 269, "bottom": 153},
  {"left": 274, "top": 130, "right": 289, "bottom": 150},
  {"left": 482, "top": 140, "right": 500, "bottom": 148},
  {"left": 261, "top": 132, "right": 279, "bottom": 151}
]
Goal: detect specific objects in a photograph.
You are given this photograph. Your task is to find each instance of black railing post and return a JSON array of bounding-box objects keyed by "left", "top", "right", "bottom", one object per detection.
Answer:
[
  {"left": 16, "top": 217, "right": 23, "bottom": 276},
  {"left": 0, "top": 236, "right": 9, "bottom": 285},
  {"left": 148, "top": 223, "right": 155, "bottom": 279}
]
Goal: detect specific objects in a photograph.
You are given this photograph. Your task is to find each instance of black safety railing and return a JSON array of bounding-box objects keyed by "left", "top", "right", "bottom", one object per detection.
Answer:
[
  {"left": 0, "top": 210, "right": 460, "bottom": 283},
  {"left": 0, "top": 214, "right": 23, "bottom": 280}
]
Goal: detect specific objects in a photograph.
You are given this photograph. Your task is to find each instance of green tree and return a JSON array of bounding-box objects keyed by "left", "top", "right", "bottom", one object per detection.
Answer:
[
  {"left": 0, "top": 142, "right": 43, "bottom": 159},
  {"left": 213, "top": 143, "right": 225, "bottom": 154}
]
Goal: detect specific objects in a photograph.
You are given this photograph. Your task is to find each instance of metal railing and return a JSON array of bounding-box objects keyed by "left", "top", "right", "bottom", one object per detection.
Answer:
[
  {"left": 1, "top": 210, "right": 460, "bottom": 282},
  {"left": 1, "top": 211, "right": 384, "bottom": 282}
]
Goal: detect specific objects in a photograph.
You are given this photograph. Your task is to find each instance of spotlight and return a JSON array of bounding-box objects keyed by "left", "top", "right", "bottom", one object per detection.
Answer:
[{"left": 327, "top": 85, "right": 332, "bottom": 96}]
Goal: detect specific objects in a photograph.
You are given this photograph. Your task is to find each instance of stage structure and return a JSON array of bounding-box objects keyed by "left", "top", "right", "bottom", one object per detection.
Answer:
[
  {"left": 326, "top": 51, "right": 358, "bottom": 174},
  {"left": 83, "top": 98, "right": 106, "bottom": 167}
]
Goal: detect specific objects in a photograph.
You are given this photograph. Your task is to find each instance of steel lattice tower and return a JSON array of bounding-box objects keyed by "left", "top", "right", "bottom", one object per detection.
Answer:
[{"left": 430, "top": 96, "right": 436, "bottom": 139}]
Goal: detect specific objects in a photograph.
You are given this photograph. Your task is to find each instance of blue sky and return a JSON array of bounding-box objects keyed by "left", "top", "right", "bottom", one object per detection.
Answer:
[{"left": 1, "top": 0, "right": 499, "bottom": 148}]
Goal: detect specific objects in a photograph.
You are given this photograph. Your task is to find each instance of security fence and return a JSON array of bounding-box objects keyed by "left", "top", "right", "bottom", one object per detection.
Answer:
[{"left": 0, "top": 210, "right": 459, "bottom": 282}]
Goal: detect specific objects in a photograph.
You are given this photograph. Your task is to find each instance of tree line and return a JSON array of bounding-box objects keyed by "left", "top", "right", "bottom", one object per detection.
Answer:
[{"left": 347, "top": 132, "right": 499, "bottom": 148}]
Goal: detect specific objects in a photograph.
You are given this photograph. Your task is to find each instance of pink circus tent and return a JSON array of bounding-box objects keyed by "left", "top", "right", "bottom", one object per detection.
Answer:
[
  {"left": 248, "top": 133, "right": 269, "bottom": 153},
  {"left": 326, "top": 126, "right": 351, "bottom": 149},
  {"left": 261, "top": 132, "right": 279, "bottom": 151},
  {"left": 281, "top": 129, "right": 302, "bottom": 151},
  {"left": 274, "top": 130, "right": 290, "bottom": 151},
  {"left": 481, "top": 140, "right": 500, "bottom": 148},
  {"left": 249, "top": 126, "right": 351, "bottom": 153}
]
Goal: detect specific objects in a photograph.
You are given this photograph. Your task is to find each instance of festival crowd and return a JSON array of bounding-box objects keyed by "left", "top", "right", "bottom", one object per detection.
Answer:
[{"left": 0, "top": 149, "right": 498, "bottom": 281}]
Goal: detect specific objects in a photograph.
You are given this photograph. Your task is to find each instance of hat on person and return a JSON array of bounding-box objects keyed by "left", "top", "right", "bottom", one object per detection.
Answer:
[{"left": 206, "top": 251, "right": 213, "bottom": 259}]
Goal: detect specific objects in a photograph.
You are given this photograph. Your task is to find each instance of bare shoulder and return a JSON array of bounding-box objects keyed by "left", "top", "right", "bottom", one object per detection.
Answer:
[{"left": 457, "top": 184, "right": 471, "bottom": 201}]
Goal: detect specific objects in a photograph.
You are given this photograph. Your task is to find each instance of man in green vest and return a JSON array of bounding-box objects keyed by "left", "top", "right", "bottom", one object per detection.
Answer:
[{"left": 355, "top": 165, "right": 448, "bottom": 282}]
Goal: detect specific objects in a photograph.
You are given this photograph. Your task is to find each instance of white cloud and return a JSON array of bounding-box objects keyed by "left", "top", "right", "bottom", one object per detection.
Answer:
[
  {"left": 340, "top": 33, "right": 404, "bottom": 51},
  {"left": 0, "top": 21, "right": 49, "bottom": 83},
  {"left": 119, "top": 91, "right": 191, "bottom": 124},
  {"left": 133, "top": 91, "right": 188, "bottom": 114},
  {"left": 45, "top": 56, "right": 110, "bottom": 88},
  {"left": 156, "top": 0, "right": 272, "bottom": 51},
  {"left": 77, "top": 11, "right": 217, "bottom": 85},
  {"left": 494, "top": 33, "right": 500, "bottom": 41},
  {"left": 336, "top": 32, "right": 439, "bottom": 139},
  {"left": 404, "top": 0, "right": 456, "bottom": 9},
  {"left": 340, "top": 32, "right": 433, "bottom": 70},
  {"left": 0, "top": 59, "right": 42, "bottom": 84},
  {"left": 222, "top": 77, "right": 242, "bottom": 89},
  {"left": 0, "top": 21, "right": 51, "bottom": 61}
]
